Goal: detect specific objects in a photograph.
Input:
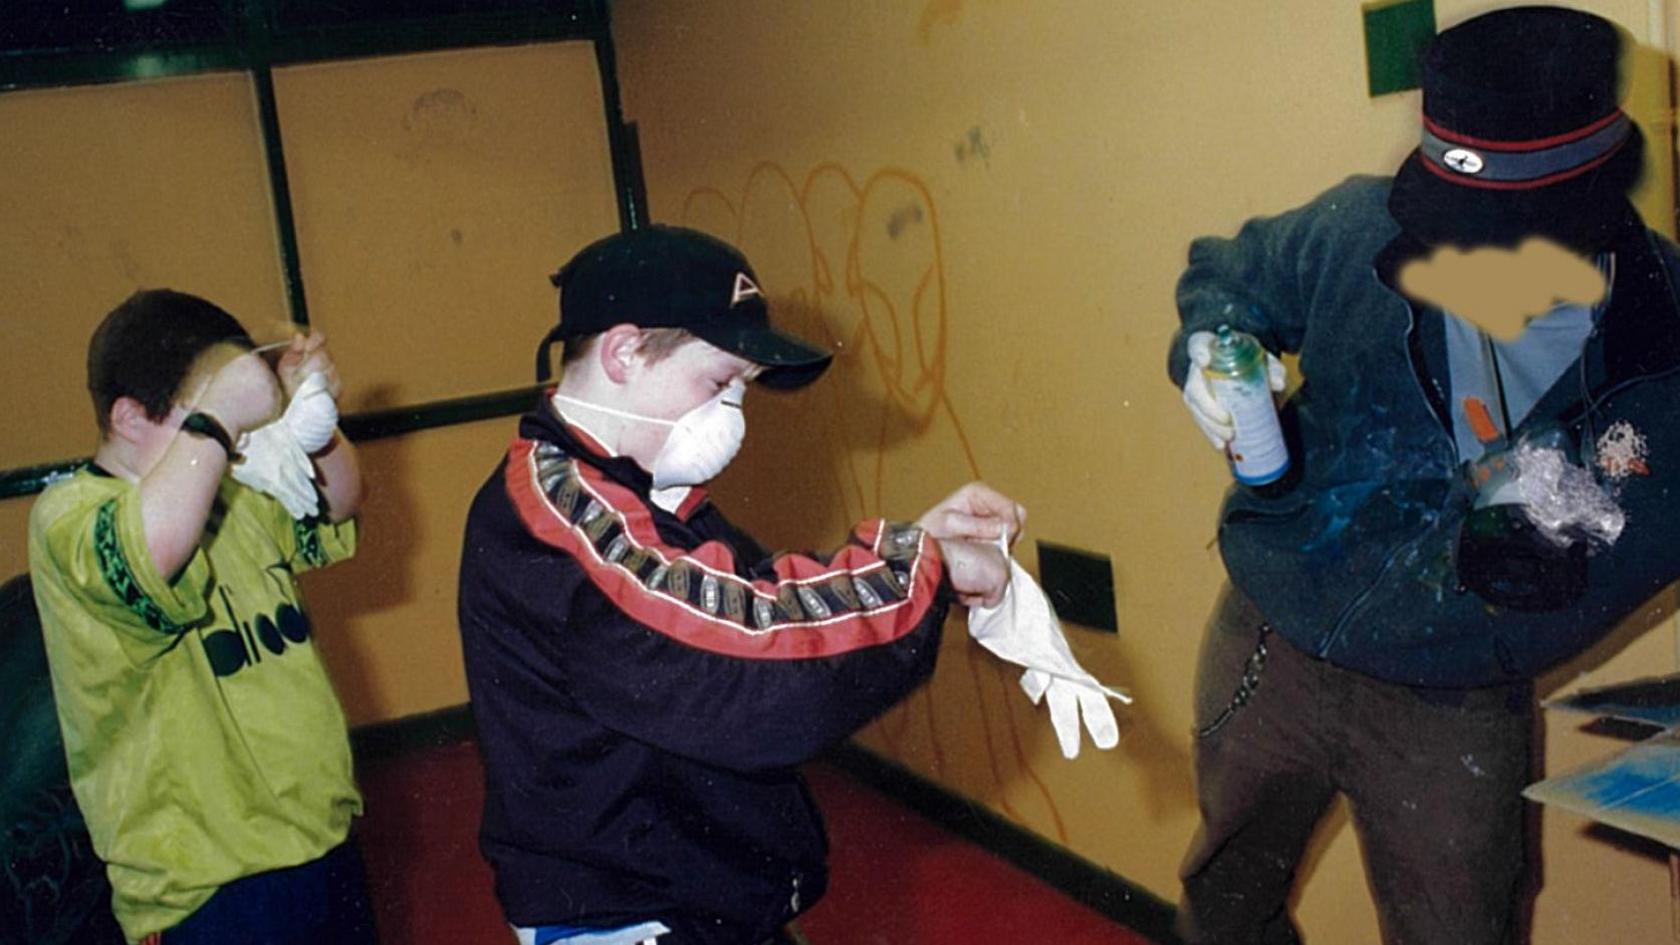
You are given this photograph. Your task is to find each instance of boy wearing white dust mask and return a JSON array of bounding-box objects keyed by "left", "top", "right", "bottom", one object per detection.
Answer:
[{"left": 458, "top": 225, "right": 1020, "bottom": 945}]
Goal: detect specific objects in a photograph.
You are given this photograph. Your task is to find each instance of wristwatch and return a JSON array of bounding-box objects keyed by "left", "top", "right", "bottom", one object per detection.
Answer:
[{"left": 180, "top": 411, "right": 237, "bottom": 460}]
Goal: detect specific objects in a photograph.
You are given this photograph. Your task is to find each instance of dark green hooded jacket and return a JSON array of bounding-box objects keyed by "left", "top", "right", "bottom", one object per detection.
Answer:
[{"left": 1170, "top": 175, "right": 1680, "bottom": 687}]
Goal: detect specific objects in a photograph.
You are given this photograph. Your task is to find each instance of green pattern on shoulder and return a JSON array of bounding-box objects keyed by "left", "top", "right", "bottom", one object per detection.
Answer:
[
  {"left": 93, "top": 499, "right": 184, "bottom": 634},
  {"left": 293, "top": 515, "right": 329, "bottom": 569}
]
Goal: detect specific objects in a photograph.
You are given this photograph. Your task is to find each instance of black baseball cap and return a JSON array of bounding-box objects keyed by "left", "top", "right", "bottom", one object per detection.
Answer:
[{"left": 535, "top": 225, "right": 833, "bottom": 389}]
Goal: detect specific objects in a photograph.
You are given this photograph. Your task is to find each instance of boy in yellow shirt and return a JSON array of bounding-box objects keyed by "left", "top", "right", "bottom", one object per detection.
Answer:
[{"left": 28, "top": 289, "right": 370, "bottom": 945}]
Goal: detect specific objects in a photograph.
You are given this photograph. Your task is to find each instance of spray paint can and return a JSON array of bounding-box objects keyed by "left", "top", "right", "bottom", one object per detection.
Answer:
[{"left": 1202, "top": 324, "right": 1290, "bottom": 486}]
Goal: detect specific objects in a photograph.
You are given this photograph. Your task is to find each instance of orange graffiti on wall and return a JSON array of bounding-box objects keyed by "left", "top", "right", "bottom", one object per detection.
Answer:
[
  {"left": 682, "top": 162, "right": 1069, "bottom": 840},
  {"left": 917, "top": 0, "right": 965, "bottom": 44}
]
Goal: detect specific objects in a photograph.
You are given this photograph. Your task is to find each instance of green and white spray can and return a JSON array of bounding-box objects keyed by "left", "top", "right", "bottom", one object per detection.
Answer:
[{"left": 1202, "top": 324, "right": 1290, "bottom": 486}]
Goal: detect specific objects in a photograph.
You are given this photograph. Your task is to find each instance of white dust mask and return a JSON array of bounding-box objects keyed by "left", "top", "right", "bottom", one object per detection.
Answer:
[
  {"left": 649, "top": 378, "right": 747, "bottom": 487},
  {"left": 553, "top": 378, "right": 747, "bottom": 488},
  {"left": 226, "top": 371, "right": 339, "bottom": 520}
]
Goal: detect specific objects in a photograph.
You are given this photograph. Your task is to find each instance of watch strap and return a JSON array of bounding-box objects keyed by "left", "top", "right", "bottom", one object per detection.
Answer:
[{"left": 181, "top": 411, "right": 237, "bottom": 460}]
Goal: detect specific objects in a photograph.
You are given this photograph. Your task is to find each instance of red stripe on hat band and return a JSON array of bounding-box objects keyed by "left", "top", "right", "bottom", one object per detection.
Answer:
[
  {"left": 1423, "top": 109, "right": 1626, "bottom": 153},
  {"left": 1417, "top": 143, "right": 1623, "bottom": 190}
]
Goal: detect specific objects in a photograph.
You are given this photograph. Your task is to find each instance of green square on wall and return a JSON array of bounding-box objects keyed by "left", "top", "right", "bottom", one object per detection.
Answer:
[{"left": 1364, "top": 0, "right": 1436, "bottom": 97}]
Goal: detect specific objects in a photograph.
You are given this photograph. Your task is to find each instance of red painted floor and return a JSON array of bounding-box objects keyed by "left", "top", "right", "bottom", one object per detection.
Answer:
[{"left": 355, "top": 739, "right": 1155, "bottom": 945}]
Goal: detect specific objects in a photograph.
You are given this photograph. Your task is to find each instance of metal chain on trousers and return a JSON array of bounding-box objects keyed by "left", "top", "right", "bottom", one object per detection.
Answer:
[{"left": 1196, "top": 622, "right": 1272, "bottom": 738}]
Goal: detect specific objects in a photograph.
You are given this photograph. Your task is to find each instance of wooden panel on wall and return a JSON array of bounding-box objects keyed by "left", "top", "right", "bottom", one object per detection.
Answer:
[
  {"left": 0, "top": 73, "right": 289, "bottom": 469},
  {"left": 273, "top": 42, "right": 620, "bottom": 413},
  {"left": 300, "top": 416, "right": 524, "bottom": 726}
]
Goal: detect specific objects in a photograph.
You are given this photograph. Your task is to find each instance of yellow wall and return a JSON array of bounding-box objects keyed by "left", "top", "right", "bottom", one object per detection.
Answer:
[
  {"left": 0, "top": 42, "right": 618, "bottom": 724},
  {"left": 5, "top": 6, "right": 1678, "bottom": 941},
  {"left": 298, "top": 419, "right": 515, "bottom": 726},
  {"left": 0, "top": 497, "right": 34, "bottom": 591},
  {"left": 0, "top": 72, "right": 290, "bottom": 469},
  {"left": 613, "top": 1, "right": 1680, "bottom": 942},
  {"left": 272, "top": 43, "right": 619, "bottom": 410}
]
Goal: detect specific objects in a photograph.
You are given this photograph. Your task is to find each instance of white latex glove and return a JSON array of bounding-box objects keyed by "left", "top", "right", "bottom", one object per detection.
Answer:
[
  {"left": 231, "top": 422, "right": 319, "bottom": 519},
  {"left": 1182, "top": 331, "right": 1287, "bottom": 451},
  {"left": 966, "top": 536, "right": 1130, "bottom": 759},
  {"left": 1020, "top": 667, "right": 1123, "bottom": 761},
  {"left": 283, "top": 370, "right": 339, "bottom": 453}
]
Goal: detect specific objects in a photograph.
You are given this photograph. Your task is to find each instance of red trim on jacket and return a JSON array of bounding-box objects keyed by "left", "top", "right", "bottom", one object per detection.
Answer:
[
  {"left": 504, "top": 438, "right": 944, "bottom": 660},
  {"left": 673, "top": 486, "right": 710, "bottom": 520}
]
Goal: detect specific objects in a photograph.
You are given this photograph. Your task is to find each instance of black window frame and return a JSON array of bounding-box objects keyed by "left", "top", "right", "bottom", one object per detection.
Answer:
[{"left": 0, "top": 0, "right": 647, "bottom": 498}]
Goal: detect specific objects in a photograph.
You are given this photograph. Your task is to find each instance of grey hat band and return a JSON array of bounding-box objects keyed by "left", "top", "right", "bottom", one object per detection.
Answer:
[{"left": 1420, "top": 111, "right": 1632, "bottom": 186}]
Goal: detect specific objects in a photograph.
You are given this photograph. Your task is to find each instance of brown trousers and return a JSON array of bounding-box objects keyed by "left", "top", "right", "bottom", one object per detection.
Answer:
[{"left": 1177, "top": 587, "right": 1533, "bottom": 945}]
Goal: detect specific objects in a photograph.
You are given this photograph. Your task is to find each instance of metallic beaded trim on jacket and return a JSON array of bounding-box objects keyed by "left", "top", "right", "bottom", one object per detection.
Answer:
[{"left": 531, "top": 446, "right": 911, "bottom": 630}]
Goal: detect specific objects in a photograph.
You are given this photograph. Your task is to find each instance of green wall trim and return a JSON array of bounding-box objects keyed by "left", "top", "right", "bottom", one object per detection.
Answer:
[
  {"left": 337, "top": 386, "right": 540, "bottom": 443},
  {"left": 253, "top": 57, "right": 311, "bottom": 327},
  {"left": 0, "top": 462, "right": 83, "bottom": 502},
  {"left": 345, "top": 704, "right": 1180, "bottom": 944},
  {"left": 589, "top": 0, "right": 646, "bottom": 231},
  {"left": 238, "top": 1, "right": 312, "bottom": 328},
  {"left": 1, "top": 386, "right": 539, "bottom": 501},
  {"left": 0, "top": 7, "right": 601, "bottom": 95},
  {"left": 266, "top": 10, "right": 601, "bottom": 68},
  {"left": 0, "top": 46, "right": 245, "bottom": 92}
]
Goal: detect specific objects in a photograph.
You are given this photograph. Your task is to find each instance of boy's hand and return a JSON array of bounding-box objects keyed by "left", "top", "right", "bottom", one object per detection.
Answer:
[
  {"left": 276, "top": 330, "right": 343, "bottom": 401},
  {"left": 919, "top": 482, "right": 1026, "bottom": 548},
  {"left": 195, "top": 350, "right": 281, "bottom": 437},
  {"left": 937, "top": 538, "right": 1010, "bottom": 608}
]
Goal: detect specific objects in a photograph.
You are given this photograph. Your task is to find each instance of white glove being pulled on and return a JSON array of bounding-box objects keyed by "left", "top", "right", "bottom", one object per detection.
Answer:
[
  {"left": 1182, "top": 330, "right": 1287, "bottom": 450},
  {"left": 229, "top": 372, "right": 337, "bottom": 519},
  {"left": 966, "top": 536, "right": 1131, "bottom": 759},
  {"left": 232, "top": 423, "right": 318, "bottom": 519},
  {"left": 284, "top": 370, "right": 339, "bottom": 453}
]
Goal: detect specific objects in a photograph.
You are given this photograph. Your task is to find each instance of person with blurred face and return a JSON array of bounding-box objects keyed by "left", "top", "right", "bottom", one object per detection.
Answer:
[{"left": 1167, "top": 8, "right": 1680, "bottom": 944}]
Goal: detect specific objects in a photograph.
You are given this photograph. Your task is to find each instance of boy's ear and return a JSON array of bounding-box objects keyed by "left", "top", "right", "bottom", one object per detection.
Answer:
[
  {"left": 597, "top": 323, "right": 643, "bottom": 385},
  {"left": 107, "top": 396, "right": 154, "bottom": 442}
]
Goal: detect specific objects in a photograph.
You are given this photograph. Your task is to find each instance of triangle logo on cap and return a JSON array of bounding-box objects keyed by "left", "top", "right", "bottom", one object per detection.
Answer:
[{"left": 730, "top": 272, "right": 762, "bottom": 306}]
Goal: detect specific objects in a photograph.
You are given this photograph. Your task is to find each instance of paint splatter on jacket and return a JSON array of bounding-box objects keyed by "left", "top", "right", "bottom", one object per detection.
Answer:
[
  {"left": 1169, "top": 175, "right": 1680, "bottom": 687},
  {"left": 457, "top": 402, "right": 950, "bottom": 944}
]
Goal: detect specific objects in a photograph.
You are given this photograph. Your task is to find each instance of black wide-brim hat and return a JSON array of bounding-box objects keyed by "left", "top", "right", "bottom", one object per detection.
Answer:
[
  {"left": 536, "top": 224, "right": 833, "bottom": 389},
  {"left": 1388, "top": 5, "right": 1645, "bottom": 253}
]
